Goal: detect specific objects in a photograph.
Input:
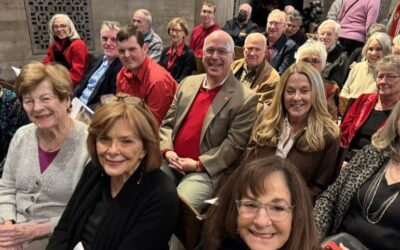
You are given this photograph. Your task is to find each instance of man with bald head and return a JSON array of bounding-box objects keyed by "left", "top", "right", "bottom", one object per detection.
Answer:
[
  {"left": 222, "top": 3, "right": 258, "bottom": 46},
  {"left": 132, "top": 9, "right": 163, "bottom": 61},
  {"left": 160, "top": 30, "right": 258, "bottom": 211},
  {"left": 265, "top": 9, "right": 297, "bottom": 74},
  {"left": 232, "top": 32, "right": 279, "bottom": 107}
]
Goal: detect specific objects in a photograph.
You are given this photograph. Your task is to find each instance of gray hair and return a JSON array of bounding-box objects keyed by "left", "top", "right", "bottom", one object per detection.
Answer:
[
  {"left": 268, "top": 9, "right": 287, "bottom": 25},
  {"left": 244, "top": 32, "right": 267, "bottom": 47},
  {"left": 318, "top": 19, "right": 340, "bottom": 36},
  {"left": 48, "top": 14, "right": 80, "bottom": 44},
  {"left": 287, "top": 10, "right": 303, "bottom": 26},
  {"left": 295, "top": 40, "right": 327, "bottom": 68},
  {"left": 362, "top": 32, "right": 392, "bottom": 59},
  {"left": 134, "top": 9, "right": 152, "bottom": 26},
  {"left": 375, "top": 54, "right": 400, "bottom": 75},
  {"left": 100, "top": 21, "right": 122, "bottom": 32}
]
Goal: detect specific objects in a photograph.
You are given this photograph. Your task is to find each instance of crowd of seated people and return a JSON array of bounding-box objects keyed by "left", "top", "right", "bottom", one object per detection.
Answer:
[{"left": 2, "top": 1, "right": 400, "bottom": 249}]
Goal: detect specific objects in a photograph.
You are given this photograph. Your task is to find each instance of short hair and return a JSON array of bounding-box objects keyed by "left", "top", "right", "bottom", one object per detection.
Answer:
[
  {"left": 202, "top": 0, "right": 217, "bottom": 13},
  {"left": 100, "top": 21, "right": 122, "bottom": 32},
  {"left": 367, "top": 23, "right": 387, "bottom": 38},
  {"left": 375, "top": 54, "right": 400, "bottom": 76},
  {"left": 372, "top": 101, "right": 400, "bottom": 161},
  {"left": 244, "top": 32, "right": 267, "bottom": 48},
  {"left": 268, "top": 9, "right": 287, "bottom": 24},
  {"left": 15, "top": 61, "right": 73, "bottom": 102},
  {"left": 116, "top": 25, "right": 145, "bottom": 47},
  {"left": 287, "top": 9, "right": 303, "bottom": 26},
  {"left": 203, "top": 156, "right": 319, "bottom": 250},
  {"left": 87, "top": 97, "right": 161, "bottom": 173},
  {"left": 239, "top": 3, "right": 252, "bottom": 16},
  {"left": 167, "top": 17, "right": 189, "bottom": 37},
  {"left": 48, "top": 14, "right": 81, "bottom": 44},
  {"left": 295, "top": 40, "right": 327, "bottom": 69},
  {"left": 253, "top": 63, "right": 339, "bottom": 152},
  {"left": 318, "top": 19, "right": 340, "bottom": 35},
  {"left": 361, "top": 32, "right": 392, "bottom": 59},
  {"left": 134, "top": 9, "right": 153, "bottom": 26}
]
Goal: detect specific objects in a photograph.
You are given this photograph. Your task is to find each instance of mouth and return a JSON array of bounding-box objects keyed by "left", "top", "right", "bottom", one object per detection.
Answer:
[
  {"left": 105, "top": 159, "right": 125, "bottom": 167},
  {"left": 34, "top": 113, "right": 52, "bottom": 120},
  {"left": 290, "top": 103, "right": 304, "bottom": 108},
  {"left": 207, "top": 61, "right": 223, "bottom": 71},
  {"left": 249, "top": 229, "right": 276, "bottom": 239}
]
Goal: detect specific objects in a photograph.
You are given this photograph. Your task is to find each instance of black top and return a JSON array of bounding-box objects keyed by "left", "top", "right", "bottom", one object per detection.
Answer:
[
  {"left": 350, "top": 109, "right": 391, "bottom": 150},
  {"left": 340, "top": 164, "right": 400, "bottom": 250},
  {"left": 222, "top": 19, "right": 259, "bottom": 46},
  {"left": 288, "top": 30, "right": 308, "bottom": 47},
  {"left": 158, "top": 44, "right": 195, "bottom": 83},
  {"left": 196, "top": 237, "right": 249, "bottom": 250}
]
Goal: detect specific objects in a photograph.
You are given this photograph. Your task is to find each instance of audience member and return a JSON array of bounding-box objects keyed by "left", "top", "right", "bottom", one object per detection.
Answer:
[
  {"left": 393, "top": 34, "right": 400, "bottom": 54},
  {"left": 47, "top": 96, "right": 179, "bottom": 250},
  {"left": 198, "top": 156, "right": 319, "bottom": 250},
  {"left": 159, "top": 18, "right": 195, "bottom": 83},
  {"left": 246, "top": 63, "right": 340, "bottom": 201},
  {"left": 283, "top": 5, "right": 295, "bottom": 14},
  {"left": 326, "top": 0, "right": 342, "bottom": 20},
  {"left": 132, "top": 9, "right": 163, "bottom": 62},
  {"left": 189, "top": 0, "right": 220, "bottom": 57},
  {"left": 265, "top": 9, "right": 297, "bottom": 75},
  {"left": 387, "top": 2, "right": 400, "bottom": 37},
  {"left": 341, "top": 32, "right": 392, "bottom": 99},
  {"left": 314, "top": 101, "right": 400, "bottom": 250},
  {"left": 43, "top": 14, "right": 89, "bottom": 86},
  {"left": 340, "top": 55, "right": 400, "bottom": 159},
  {"left": 231, "top": 33, "right": 280, "bottom": 108},
  {"left": 296, "top": 40, "right": 340, "bottom": 121},
  {"left": 75, "top": 21, "right": 122, "bottom": 109},
  {"left": 317, "top": 19, "right": 349, "bottom": 89},
  {"left": 160, "top": 30, "right": 258, "bottom": 211},
  {"left": 285, "top": 10, "right": 307, "bottom": 47},
  {"left": 116, "top": 25, "right": 178, "bottom": 126},
  {"left": 222, "top": 3, "right": 258, "bottom": 47},
  {"left": 0, "top": 62, "right": 89, "bottom": 249},
  {"left": 337, "top": 0, "right": 380, "bottom": 55}
]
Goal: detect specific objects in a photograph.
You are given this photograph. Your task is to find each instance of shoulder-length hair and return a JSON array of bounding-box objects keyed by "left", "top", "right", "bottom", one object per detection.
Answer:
[
  {"left": 203, "top": 156, "right": 319, "bottom": 250},
  {"left": 362, "top": 32, "right": 392, "bottom": 60},
  {"left": 372, "top": 101, "right": 400, "bottom": 161},
  {"left": 253, "top": 63, "right": 339, "bottom": 152},
  {"left": 87, "top": 97, "right": 161, "bottom": 173},
  {"left": 48, "top": 14, "right": 81, "bottom": 43}
]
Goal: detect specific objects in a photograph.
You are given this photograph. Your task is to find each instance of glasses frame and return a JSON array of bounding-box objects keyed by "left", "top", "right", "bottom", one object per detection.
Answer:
[{"left": 235, "top": 199, "right": 294, "bottom": 222}]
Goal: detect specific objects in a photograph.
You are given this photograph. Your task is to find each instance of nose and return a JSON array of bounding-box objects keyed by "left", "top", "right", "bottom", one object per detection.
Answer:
[
  {"left": 293, "top": 91, "right": 302, "bottom": 99},
  {"left": 253, "top": 207, "right": 273, "bottom": 227},
  {"left": 107, "top": 141, "right": 120, "bottom": 155},
  {"left": 32, "top": 100, "right": 44, "bottom": 112}
]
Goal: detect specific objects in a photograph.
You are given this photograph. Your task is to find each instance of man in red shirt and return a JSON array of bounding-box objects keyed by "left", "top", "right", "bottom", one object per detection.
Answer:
[
  {"left": 189, "top": 0, "right": 220, "bottom": 57},
  {"left": 160, "top": 30, "right": 258, "bottom": 211},
  {"left": 116, "top": 25, "right": 178, "bottom": 125}
]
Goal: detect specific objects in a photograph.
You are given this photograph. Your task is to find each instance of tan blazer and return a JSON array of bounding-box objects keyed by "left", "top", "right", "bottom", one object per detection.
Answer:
[{"left": 160, "top": 73, "right": 258, "bottom": 181}]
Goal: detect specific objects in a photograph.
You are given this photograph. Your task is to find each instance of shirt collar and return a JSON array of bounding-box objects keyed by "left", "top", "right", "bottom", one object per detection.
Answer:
[
  {"left": 123, "top": 56, "right": 150, "bottom": 83},
  {"left": 166, "top": 41, "right": 185, "bottom": 57},
  {"left": 202, "top": 74, "right": 229, "bottom": 89}
]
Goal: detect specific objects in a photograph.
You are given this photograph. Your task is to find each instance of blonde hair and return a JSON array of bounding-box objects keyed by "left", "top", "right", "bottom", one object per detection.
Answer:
[
  {"left": 362, "top": 32, "right": 392, "bottom": 59},
  {"left": 167, "top": 17, "right": 189, "bottom": 36},
  {"left": 253, "top": 63, "right": 339, "bottom": 152},
  {"left": 295, "top": 40, "right": 327, "bottom": 69},
  {"left": 48, "top": 14, "right": 81, "bottom": 43}
]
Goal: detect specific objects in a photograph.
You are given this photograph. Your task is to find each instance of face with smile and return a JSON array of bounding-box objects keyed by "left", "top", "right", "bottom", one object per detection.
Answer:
[
  {"left": 201, "top": 4, "right": 215, "bottom": 27},
  {"left": 267, "top": 12, "right": 286, "bottom": 44},
  {"left": 132, "top": 11, "right": 150, "bottom": 33},
  {"left": 237, "top": 172, "right": 293, "bottom": 250},
  {"left": 96, "top": 118, "right": 145, "bottom": 180},
  {"left": 118, "top": 35, "right": 148, "bottom": 74},
  {"left": 22, "top": 79, "right": 70, "bottom": 131},
  {"left": 244, "top": 34, "right": 266, "bottom": 70},
  {"left": 101, "top": 26, "right": 119, "bottom": 61},
  {"left": 169, "top": 23, "right": 185, "bottom": 46},
  {"left": 52, "top": 17, "right": 70, "bottom": 40},
  {"left": 366, "top": 40, "right": 384, "bottom": 65},
  {"left": 318, "top": 23, "right": 338, "bottom": 50},
  {"left": 285, "top": 20, "right": 300, "bottom": 38},
  {"left": 283, "top": 73, "right": 313, "bottom": 125},
  {"left": 376, "top": 70, "right": 400, "bottom": 98},
  {"left": 202, "top": 31, "right": 234, "bottom": 85}
]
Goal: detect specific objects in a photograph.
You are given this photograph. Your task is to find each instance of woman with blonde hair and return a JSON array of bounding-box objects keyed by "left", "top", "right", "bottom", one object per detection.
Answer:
[
  {"left": 315, "top": 101, "right": 400, "bottom": 250},
  {"left": 43, "top": 13, "right": 89, "bottom": 86},
  {"left": 246, "top": 63, "right": 340, "bottom": 201}
]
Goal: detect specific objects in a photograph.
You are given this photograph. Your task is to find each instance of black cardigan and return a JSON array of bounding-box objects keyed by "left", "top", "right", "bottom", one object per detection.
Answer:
[
  {"left": 158, "top": 44, "right": 195, "bottom": 83},
  {"left": 47, "top": 162, "right": 179, "bottom": 250}
]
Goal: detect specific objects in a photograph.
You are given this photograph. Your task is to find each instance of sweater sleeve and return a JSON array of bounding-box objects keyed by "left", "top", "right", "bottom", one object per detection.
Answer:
[{"left": 68, "top": 39, "right": 89, "bottom": 86}]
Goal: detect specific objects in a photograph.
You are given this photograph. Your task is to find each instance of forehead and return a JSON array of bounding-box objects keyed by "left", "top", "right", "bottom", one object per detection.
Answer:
[
  {"left": 133, "top": 11, "right": 146, "bottom": 20},
  {"left": 205, "top": 34, "right": 230, "bottom": 48},
  {"left": 118, "top": 35, "right": 140, "bottom": 47},
  {"left": 245, "top": 36, "right": 265, "bottom": 48},
  {"left": 286, "top": 73, "right": 311, "bottom": 88},
  {"left": 368, "top": 39, "right": 382, "bottom": 48},
  {"left": 53, "top": 17, "right": 68, "bottom": 24},
  {"left": 239, "top": 4, "right": 251, "bottom": 12},
  {"left": 268, "top": 13, "right": 284, "bottom": 22},
  {"left": 246, "top": 172, "right": 291, "bottom": 202},
  {"left": 319, "top": 23, "right": 335, "bottom": 32},
  {"left": 23, "top": 79, "right": 55, "bottom": 97},
  {"left": 300, "top": 52, "right": 320, "bottom": 58},
  {"left": 202, "top": 4, "right": 214, "bottom": 12},
  {"left": 100, "top": 27, "right": 118, "bottom": 36}
]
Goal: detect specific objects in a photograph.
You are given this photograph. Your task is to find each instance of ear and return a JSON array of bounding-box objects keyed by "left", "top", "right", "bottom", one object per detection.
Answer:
[
  {"left": 140, "top": 151, "right": 146, "bottom": 159},
  {"left": 142, "top": 43, "right": 149, "bottom": 53}
]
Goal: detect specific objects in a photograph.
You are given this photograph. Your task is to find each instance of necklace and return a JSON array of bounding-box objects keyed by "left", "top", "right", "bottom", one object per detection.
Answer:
[{"left": 359, "top": 162, "right": 399, "bottom": 224}]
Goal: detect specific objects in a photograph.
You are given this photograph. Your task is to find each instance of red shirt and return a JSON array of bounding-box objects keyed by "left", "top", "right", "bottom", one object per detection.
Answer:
[
  {"left": 116, "top": 57, "right": 178, "bottom": 125},
  {"left": 189, "top": 23, "right": 220, "bottom": 57},
  {"left": 166, "top": 41, "right": 185, "bottom": 70},
  {"left": 174, "top": 85, "right": 222, "bottom": 161}
]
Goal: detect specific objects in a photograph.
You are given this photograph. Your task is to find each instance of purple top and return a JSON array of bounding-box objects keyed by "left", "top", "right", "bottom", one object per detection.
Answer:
[{"left": 38, "top": 147, "right": 59, "bottom": 173}]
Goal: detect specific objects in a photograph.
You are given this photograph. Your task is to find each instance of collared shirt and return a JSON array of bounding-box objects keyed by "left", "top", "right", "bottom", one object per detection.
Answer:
[
  {"left": 275, "top": 117, "right": 306, "bottom": 158},
  {"left": 189, "top": 23, "right": 221, "bottom": 57},
  {"left": 236, "top": 64, "right": 259, "bottom": 88},
  {"left": 143, "top": 28, "right": 163, "bottom": 62},
  {"left": 166, "top": 41, "right": 185, "bottom": 70},
  {"left": 80, "top": 56, "right": 111, "bottom": 104}
]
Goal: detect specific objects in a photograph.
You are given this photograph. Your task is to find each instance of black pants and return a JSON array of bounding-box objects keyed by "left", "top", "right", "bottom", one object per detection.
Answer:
[{"left": 339, "top": 37, "right": 365, "bottom": 56}]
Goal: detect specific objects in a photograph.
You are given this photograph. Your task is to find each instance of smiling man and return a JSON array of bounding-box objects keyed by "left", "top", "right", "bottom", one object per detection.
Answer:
[
  {"left": 116, "top": 25, "right": 178, "bottom": 125},
  {"left": 75, "top": 21, "right": 123, "bottom": 108},
  {"left": 160, "top": 30, "right": 258, "bottom": 211},
  {"left": 265, "top": 9, "right": 297, "bottom": 75},
  {"left": 232, "top": 32, "right": 280, "bottom": 108},
  {"left": 189, "top": 0, "right": 220, "bottom": 57}
]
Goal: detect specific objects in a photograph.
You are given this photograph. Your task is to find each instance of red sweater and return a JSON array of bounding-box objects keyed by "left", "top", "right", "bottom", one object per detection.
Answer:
[
  {"left": 43, "top": 38, "right": 89, "bottom": 86},
  {"left": 117, "top": 57, "right": 178, "bottom": 125},
  {"left": 189, "top": 23, "right": 220, "bottom": 57},
  {"left": 174, "top": 86, "right": 221, "bottom": 161}
]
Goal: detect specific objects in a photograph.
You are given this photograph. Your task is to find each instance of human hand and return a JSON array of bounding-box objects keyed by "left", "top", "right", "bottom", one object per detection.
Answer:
[
  {"left": 339, "top": 243, "right": 350, "bottom": 250},
  {"left": 0, "top": 223, "right": 34, "bottom": 248},
  {"left": 178, "top": 158, "right": 198, "bottom": 172}
]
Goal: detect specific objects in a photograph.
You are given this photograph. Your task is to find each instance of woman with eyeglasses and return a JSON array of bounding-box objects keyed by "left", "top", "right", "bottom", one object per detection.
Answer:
[
  {"left": 158, "top": 17, "right": 195, "bottom": 83},
  {"left": 43, "top": 14, "right": 89, "bottom": 86},
  {"left": 47, "top": 95, "right": 179, "bottom": 250},
  {"left": 315, "top": 101, "right": 400, "bottom": 250},
  {"left": 340, "top": 55, "right": 400, "bottom": 162},
  {"left": 0, "top": 62, "right": 89, "bottom": 249},
  {"left": 340, "top": 32, "right": 392, "bottom": 99},
  {"left": 197, "top": 156, "right": 319, "bottom": 250},
  {"left": 295, "top": 40, "right": 340, "bottom": 121},
  {"left": 245, "top": 63, "right": 340, "bottom": 201}
]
